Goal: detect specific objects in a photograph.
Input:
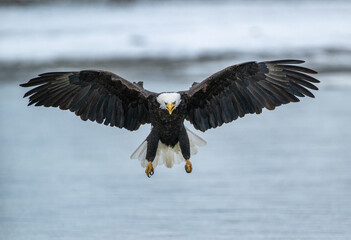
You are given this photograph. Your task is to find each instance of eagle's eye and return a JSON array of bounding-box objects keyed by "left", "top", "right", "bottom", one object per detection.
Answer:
[{"left": 172, "top": 101, "right": 176, "bottom": 105}]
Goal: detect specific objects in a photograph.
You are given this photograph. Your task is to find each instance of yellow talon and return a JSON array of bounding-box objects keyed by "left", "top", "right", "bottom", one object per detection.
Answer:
[
  {"left": 185, "top": 159, "right": 192, "bottom": 173},
  {"left": 145, "top": 161, "right": 154, "bottom": 178}
]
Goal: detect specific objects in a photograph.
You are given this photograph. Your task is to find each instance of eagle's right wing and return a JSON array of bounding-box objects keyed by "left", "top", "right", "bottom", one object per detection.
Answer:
[
  {"left": 180, "top": 60, "right": 319, "bottom": 132},
  {"left": 20, "top": 70, "right": 157, "bottom": 131}
]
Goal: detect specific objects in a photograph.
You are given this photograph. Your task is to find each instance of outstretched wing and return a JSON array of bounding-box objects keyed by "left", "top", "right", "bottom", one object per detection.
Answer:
[
  {"left": 180, "top": 60, "right": 319, "bottom": 132},
  {"left": 20, "top": 70, "right": 157, "bottom": 131}
]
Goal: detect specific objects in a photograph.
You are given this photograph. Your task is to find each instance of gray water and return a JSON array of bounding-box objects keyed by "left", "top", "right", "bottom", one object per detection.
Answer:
[{"left": 1, "top": 0, "right": 351, "bottom": 239}]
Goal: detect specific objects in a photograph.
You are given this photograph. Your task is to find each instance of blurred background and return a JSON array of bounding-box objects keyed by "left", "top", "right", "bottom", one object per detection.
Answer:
[{"left": 0, "top": 0, "right": 350, "bottom": 239}]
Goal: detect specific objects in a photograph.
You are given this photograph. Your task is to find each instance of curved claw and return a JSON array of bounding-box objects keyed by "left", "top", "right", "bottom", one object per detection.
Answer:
[
  {"left": 145, "top": 161, "right": 154, "bottom": 178},
  {"left": 185, "top": 159, "right": 192, "bottom": 173}
]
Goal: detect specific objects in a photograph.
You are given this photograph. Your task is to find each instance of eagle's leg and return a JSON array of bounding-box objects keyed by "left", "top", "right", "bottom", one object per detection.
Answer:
[
  {"left": 145, "top": 161, "right": 154, "bottom": 178},
  {"left": 179, "top": 126, "right": 192, "bottom": 173},
  {"left": 145, "top": 128, "right": 160, "bottom": 178},
  {"left": 184, "top": 160, "right": 192, "bottom": 173}
]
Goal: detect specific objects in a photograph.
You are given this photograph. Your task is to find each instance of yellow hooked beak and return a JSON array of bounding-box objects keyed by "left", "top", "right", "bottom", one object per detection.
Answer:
[{"left": 166, "top": 103, "right": 175, "bottom": 115}]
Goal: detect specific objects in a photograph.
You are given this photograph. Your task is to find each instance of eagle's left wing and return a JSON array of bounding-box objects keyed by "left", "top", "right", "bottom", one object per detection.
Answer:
[{"left": 179, "top": 60, "right": 319, "bottom": 132}]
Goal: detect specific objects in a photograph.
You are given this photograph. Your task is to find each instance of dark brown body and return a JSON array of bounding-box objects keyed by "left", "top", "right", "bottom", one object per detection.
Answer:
[{"left": 145, "top": 98, "right": 190, "bottom": 162}]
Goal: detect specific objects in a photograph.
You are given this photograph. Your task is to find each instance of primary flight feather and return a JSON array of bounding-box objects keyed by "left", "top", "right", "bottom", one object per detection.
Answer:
[{"left": 20, "top": 59, "right": 319, "bottom": 177}]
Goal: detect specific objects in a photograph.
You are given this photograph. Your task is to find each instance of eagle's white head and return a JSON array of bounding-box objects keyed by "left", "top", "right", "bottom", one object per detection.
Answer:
[{"left": 156, "top": 92, "right": 181, "bottom": 115}]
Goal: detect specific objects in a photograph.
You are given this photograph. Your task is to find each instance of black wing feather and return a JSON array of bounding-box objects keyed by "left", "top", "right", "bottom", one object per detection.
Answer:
[
  {"left": 21, "top": 70, "right": 156, "bottom": 131},
  {"left": 180, "top": 60, "right": 319, "bottom": 132}
]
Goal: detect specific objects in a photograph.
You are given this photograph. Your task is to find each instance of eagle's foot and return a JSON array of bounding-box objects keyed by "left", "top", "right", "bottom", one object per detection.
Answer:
[
  {"left": 185, "top": 159, "right": 192, "bottom": 173},
  {"left": 145, "top": 161, "right": 154, "bottom": 178}
]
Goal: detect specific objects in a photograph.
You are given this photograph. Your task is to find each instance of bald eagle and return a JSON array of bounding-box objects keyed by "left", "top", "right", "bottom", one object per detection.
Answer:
[{"left": 20, "top": 59, "right": 319, "bottom": 177}]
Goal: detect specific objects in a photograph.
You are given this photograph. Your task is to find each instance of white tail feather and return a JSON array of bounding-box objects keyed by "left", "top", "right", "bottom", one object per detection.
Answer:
[
  {"left": 130, "top": 140, "right": 147, "bottom": 167},
  {"left": 130, "top": 127, "right": 206, "bottom": 168}
]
